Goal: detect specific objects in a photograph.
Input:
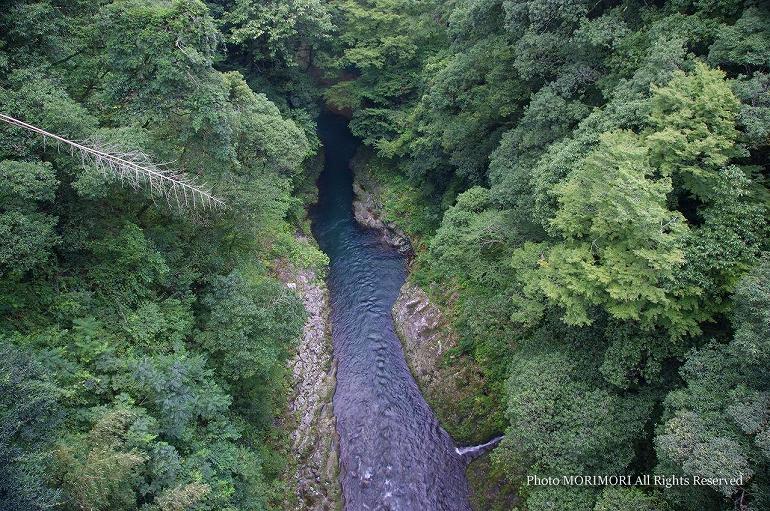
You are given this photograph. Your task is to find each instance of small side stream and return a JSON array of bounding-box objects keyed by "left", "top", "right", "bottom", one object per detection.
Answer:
[{"left": 310, "top": 112, "right": 479, "bottom": 510}]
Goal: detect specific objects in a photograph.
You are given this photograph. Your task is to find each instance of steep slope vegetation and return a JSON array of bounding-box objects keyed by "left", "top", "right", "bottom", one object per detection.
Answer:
[
  {"left": 321, "top": 1, "right": 770, "bottom": 509},
  {"left": 0, "top": 1, "right": 333, "bottom": 509}
]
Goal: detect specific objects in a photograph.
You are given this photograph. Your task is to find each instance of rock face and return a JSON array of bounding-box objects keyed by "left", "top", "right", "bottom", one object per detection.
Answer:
[
  {"left": 350, "top": 157, "right": 412, "bottom": 255},
  {"left": 352, "top": 181, "right": 412, "bottom": 254},
  {"left": 392, "top": 282, "right": 455, "bottom": 389},
  {"left": 275, "top": 259, "right": 341, "bottom": 511},
  {"left": 347, "top": 156, "right": 516, "bottom": 510},
  {"left": 392, "top": 279, "right": 518, "bottom": 511},
  {"left": 391, "top": 282, "right": 490, "bottom": 444}
]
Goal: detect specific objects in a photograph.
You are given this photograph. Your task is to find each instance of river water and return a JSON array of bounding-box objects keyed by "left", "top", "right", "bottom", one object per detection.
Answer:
[{"left": 310, "top": 112, "right": 473, "bottom": 510}]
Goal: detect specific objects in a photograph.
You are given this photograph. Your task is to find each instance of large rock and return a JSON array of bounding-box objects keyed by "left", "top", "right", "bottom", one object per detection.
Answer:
[
  {"left": 275, "top": 258, "right": 341, "bottom": 511},
  {"left": 392, "top": 281, "right": 518, "bottom": 511},
  {"left": 350, "top": 154, "right": 412, "bottom": 255},
  {"left": 392, "top": 282, "right": 453, "bottom": 386},
  {"left": 392, "top": 282, "right": 491, "bottom": 445},
  {"left": 348, "top": 150, "right": 513, "bottom": 509}
]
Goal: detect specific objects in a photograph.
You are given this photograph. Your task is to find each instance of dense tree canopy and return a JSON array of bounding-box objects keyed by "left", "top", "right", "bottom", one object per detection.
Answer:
[
  {"left": 324, "top": 0, "right": 770, "bottom": 509},
  {"left": 1, "top": 1, "right": 326, "bottom": 510},
  {"left": 3, "top": 0, "right": 770, "bottom": 510}
]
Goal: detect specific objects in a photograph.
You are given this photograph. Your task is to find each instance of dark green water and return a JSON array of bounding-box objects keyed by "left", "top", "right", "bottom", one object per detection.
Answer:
[{"left": 310, "top": 112, "right": 473, "bottom": 510}]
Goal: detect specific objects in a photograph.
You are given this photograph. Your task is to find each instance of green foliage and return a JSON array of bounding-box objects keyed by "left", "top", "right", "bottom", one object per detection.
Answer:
[
  {"left": 324, "top": 0, "right": 443, "bottom": 109},
  {"left": 656, "top": 258, "right": 770, "bottom": 509},
  {"left": 594, "top": 487, "right": 668, "bottom": 511},
  {"left": 647, "top": 62, "right": 743, "bottom": 200},
  {"left": 325, "top": 0, "right": 770, "bottom": 509},
  {"left": 0, "top": 1, "right": 322, "bottom": 509},
  {"left": 504, "top": 328, "right": 654, "bottom": 477},
  {"left": 219, "top": 0, "right": 332, "bottom": 64},
  {"left": 199, "top": 270, "right": 304, "bottom": 384},
  {"left": 0, "top": 160, "right": 59, "bottom": 278},
  {"left": 55, "top": 407, "right": 149, "bottom": 511},
  {"left": 86, "top": 223, "right": 170, "bottom": 304},
  {"left": 4, "top": 0, "right": 770, "bottom": 510},
  {"left": 522, "top": 487, "right": 598, "bottom": 511},
  {"left": 510, "top": 63, "right": 766, "bottom": 338},
  {"left": 351, "top": 151, "right": 441, "bottom": 249},
  {"left": 489, "top": 86, "right": 589, "bottom": 233},
  {"left": 541, "top": 131, "right": 690, "bottom": 330},
  {"left": 708, "top": 8, "right": 770, "bottom": 71},
  {"left": 0, "top": 342, "right": 62, "bottom": 511},
  {"left": 206, "top": 0, "right": 332, "bottom": 136},
  {"left": 732, "top": 72, "right": 770, "bottom": 148}
]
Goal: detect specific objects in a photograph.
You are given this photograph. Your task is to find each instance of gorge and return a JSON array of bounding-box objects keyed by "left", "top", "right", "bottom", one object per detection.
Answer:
[{"left": 311, "top": 112, "right": 478, "bottom": 510}]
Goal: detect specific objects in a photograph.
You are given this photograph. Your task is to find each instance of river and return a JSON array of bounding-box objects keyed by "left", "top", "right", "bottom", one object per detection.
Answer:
[{"left": 310, "top": 112, "right": 474, "bottom": 510}]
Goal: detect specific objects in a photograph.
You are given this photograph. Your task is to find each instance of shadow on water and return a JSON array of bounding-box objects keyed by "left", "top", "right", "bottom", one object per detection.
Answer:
[{"left": 310, "top": 112, "right": 475, "bottom": 510}]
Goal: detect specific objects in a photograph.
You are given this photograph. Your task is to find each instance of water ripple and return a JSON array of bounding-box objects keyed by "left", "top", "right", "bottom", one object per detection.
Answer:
[{"left": 311, "top": 113, "right": 472, "bottom": 511}]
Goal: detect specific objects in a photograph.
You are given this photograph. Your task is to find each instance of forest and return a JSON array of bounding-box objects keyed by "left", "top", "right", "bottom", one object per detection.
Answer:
[{"left": 1, "top": 1, "right": 769, "bottom": 511}]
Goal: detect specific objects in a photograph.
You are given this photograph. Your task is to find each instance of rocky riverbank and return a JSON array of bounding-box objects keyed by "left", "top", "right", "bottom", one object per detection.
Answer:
[
  {"left": 350, "top": 151, "right": 413, "bottom": 255},
  {"left": 392, "top": 282, "right": 491, "bottom": 444},
  {"left": 350, "top": 152, "right": 495, "bottom": 444},
  {"left": 275, "top": 253, "right": 341, "bottom": 511},
  {"left": 349, "top": 155, "right": 517, "bottom": 510}
]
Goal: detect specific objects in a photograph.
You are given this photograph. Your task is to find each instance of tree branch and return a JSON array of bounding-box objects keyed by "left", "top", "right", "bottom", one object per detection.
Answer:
[{"left": 0, "top": 113, "right": 225, "bottom": 212}]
